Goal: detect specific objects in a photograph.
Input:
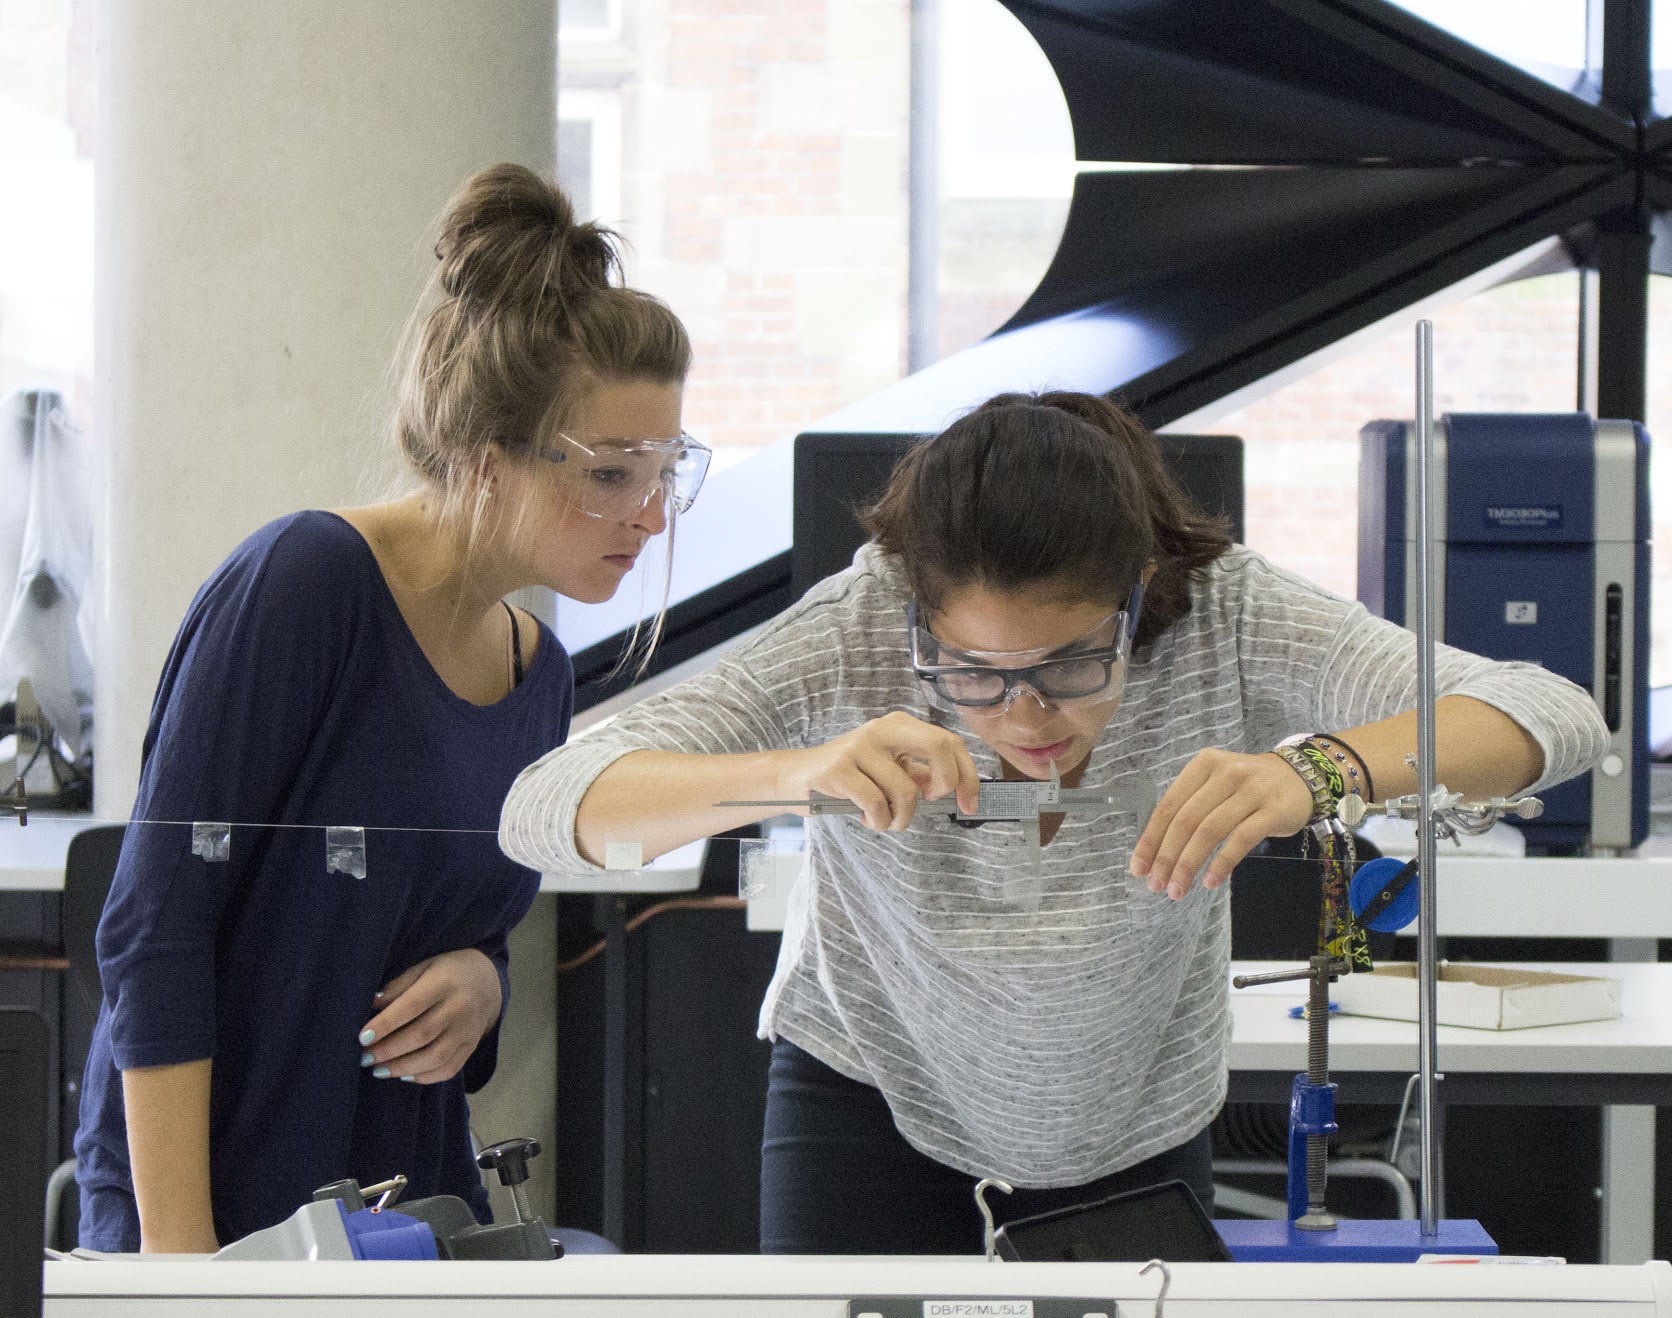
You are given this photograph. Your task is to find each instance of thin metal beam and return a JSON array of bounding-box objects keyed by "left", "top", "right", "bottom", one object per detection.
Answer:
[
  {"left": 1576, "top": 266, "right": 1600, "bottom": 415},
  {"left": 1414, "top": 320, "right": 1441, "bottom": 1236},
  {"left": 1592, "top": 0, "right": 1653, "bottom": 425},
  {"left": 1600, "top": 0, "right": 1652, "bottom": 122},
  {"left": 1596, "top": 220, "right": 1651, "bottom": 422},
  {"left": 907, "top": 0, "right": 940, "bottom": 374}
]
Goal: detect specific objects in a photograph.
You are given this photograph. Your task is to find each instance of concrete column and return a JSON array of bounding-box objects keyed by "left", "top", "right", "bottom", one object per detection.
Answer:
[
  {"left": 94, "top": 1, "right": 558, "bottom": 813},
  {"left": 95, "top": 1, "right": 559, "bottom": 1219}
]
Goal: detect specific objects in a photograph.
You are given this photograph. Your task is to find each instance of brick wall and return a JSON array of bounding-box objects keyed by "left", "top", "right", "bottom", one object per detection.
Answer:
[
  {"left": 1208, "top": 273, "right": 1672, "bottom": 687},
  {"left": 606, "top": 0, "right": 910, "bottom": 453}
]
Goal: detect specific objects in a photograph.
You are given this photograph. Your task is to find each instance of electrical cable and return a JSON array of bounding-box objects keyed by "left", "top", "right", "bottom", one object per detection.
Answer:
[{"left": 557, "top": 895, "right": 746, "bottom": 975}]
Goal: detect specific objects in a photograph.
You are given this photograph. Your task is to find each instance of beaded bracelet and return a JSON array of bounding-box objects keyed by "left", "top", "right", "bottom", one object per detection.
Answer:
[{"left": 1310, "top": 733, "right": 1374, "bottom": 803}]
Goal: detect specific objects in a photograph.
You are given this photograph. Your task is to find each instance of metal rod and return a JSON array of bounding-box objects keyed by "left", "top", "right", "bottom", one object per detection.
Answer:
[
  {"left": 1414, "top": 320, "right": 1441, "bottom": 1235},
  {"left": 1231, "top": 966, "right": 1317, "bottom": 988},
  {"left": 906, "top": 0, "right": 940, "bottom": 373},
  {"left": 1303, "top": 956, "right": 1333, "bottom": 1225},
  {"left": 600, "top": 894, "right": 628, "bottom": 1247}
]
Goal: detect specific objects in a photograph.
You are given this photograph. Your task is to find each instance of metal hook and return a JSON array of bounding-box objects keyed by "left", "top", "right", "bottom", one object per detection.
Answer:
[
  {"left": 974, "top": 1177, "right": 1013, "bottom": 1261},
  {"left": 1140, "top": 1259, "right": 1171, "bottom": 1318}
]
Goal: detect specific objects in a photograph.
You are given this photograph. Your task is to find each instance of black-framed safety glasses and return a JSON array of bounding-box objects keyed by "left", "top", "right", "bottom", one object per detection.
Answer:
[{"left": 908, "top": 582, "right": 1144, "bottom": 712}]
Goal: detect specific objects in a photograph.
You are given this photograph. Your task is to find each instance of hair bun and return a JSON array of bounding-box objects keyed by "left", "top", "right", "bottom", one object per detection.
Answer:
[{"left": 433, "top": 162, "right": 620, "bottom": 309}]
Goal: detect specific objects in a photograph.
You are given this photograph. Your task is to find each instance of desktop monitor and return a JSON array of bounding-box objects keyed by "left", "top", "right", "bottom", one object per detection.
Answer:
[
  {"left": 791, "top": 431, "right": 1245, "bottom": 599},
  {"left": 0, "top": 1009, "right": 48, "bottom": 1318}
]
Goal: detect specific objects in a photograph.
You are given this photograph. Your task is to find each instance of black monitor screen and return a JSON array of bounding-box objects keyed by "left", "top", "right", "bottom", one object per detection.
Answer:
[
  {"left": 792, "top": 431, "right": 1244, "bottom": 599},
  {"left": 0, "top": 1009, "right": 48, "bottom": 1318}
]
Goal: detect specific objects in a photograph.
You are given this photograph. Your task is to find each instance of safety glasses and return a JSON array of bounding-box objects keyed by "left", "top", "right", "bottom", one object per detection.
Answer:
[
  {"left": 908, "top": 583, "right": 1143, "bottom": 713},
  {"left": 543, "top": 432, "right": 713, "bottom": 521}
]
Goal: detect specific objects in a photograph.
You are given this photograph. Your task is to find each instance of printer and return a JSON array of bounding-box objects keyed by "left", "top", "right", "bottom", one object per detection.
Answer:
[{"left": 1358, "top": 413, "right": 1648, "bottom": 852}]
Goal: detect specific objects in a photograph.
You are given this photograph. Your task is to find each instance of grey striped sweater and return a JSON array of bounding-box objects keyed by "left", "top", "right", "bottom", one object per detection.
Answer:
[{"left": 499, "top": 543, "right": 1608, "bottom": 1187}]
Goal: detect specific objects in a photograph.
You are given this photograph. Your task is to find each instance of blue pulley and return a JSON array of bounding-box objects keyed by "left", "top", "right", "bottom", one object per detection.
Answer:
[{"left": 1348, "top": 855, "right": 1419, "bottom": 933}]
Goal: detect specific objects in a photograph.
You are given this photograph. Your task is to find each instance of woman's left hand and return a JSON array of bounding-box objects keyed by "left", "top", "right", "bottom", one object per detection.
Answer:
[
  {"left": 1129, "top": 748, "right": 1315, "bottom": 900},
  {"left": 358, "top": 949, "right": 503, "bottom": 1084}
]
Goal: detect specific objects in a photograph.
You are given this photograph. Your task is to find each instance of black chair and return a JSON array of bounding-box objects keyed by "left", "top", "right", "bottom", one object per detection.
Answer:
[
  {"left": 46, "top": 824, "right": 124, "bottom": 1251},
  {"left": 61, "top": 825, "right": 124, "bottom": 1013}
]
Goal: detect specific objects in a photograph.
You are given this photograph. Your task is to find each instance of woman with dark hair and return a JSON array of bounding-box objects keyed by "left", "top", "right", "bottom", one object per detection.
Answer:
[
  {"left": 76, "top": 163, "right": 704, "bottom": 1254},
  {"left": 499, "top": 389, "right": 1607, "bottom": 1254}
]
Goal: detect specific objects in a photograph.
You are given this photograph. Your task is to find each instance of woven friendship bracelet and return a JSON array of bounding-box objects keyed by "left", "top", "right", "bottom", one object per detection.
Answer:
[
  {"left": 1294, "top": 741, "right": 1346, "bottom": 801},
  {"left": 1272, "top": 743, "right": 1336, "bottom": 824}
]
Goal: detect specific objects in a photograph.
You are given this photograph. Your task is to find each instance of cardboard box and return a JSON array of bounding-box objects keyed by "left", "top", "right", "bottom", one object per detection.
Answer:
[{"left": 1333, "top": 963, "right": 1622, "bottom": 1031}]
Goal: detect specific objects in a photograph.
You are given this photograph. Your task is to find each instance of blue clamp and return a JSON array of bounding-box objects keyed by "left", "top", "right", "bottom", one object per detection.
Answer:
[
  {"left": 1287, "top": 1072, "right": 1339, "bottom": 1222},
  {"left": 336, "top": 1201, "right": 438, "bottom": 1261}
]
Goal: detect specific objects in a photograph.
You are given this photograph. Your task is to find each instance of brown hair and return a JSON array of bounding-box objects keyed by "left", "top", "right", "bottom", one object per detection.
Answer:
[
  {"left": 394, "top": 163, "right": 692, "bottom": 666},
  {"left": 864, "top": 391, "right": 1232, "bottom": 648},
  {"left": 396, "top": 163, "right": 690, "bottom": 488}
]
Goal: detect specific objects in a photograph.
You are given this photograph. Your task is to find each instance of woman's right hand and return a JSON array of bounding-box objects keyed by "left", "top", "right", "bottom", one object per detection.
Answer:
[{"left": 776, "top": 711, "right": 982, "bottom": 831}]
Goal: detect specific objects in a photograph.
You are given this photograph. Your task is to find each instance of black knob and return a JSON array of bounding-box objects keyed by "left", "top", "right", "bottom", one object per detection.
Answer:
[{"left": 476, "top": 1137, "right": 541, "bottom": 1188}]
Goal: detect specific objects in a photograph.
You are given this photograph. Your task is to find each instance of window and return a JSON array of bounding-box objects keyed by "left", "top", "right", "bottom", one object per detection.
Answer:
[
  {"left": 0, "top": 0, "right": 93, "bottom": 424},
  {"left": 936, "top": 0, "right": 1075, "bottom": 361},
  {"left": 559, "top": 0, "right": 621, "bottom": 45},
  {"left": 557, "top": 89, "right": 621, "bottom": 226},
  {"left": 1174, "top": 264, "right": 1581, "bottom": 608},
  {"left": 1388, "top": 0, "right": 1589, "bottom": 89}
]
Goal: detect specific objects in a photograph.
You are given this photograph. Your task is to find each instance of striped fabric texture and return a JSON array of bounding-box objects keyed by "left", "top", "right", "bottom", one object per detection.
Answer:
[{"left": 500, "top": 543, "right": 1608, "bottom": 1187}]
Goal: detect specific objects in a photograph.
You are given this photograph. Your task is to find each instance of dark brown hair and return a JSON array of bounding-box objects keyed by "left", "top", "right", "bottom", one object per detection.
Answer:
[{"left": 864, "top": 391, "right": 1233, "bottom": 648}]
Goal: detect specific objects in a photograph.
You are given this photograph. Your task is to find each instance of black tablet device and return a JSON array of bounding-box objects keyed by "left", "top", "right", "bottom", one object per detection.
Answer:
[{"left": 993, "top": 1179, "right": 1233, "bottom": 1263}]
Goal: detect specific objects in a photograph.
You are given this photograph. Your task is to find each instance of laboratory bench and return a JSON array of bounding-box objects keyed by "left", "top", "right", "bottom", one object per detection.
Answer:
[{"left": 31, "top": 1254, "right": 1672, "bottom": 1316}]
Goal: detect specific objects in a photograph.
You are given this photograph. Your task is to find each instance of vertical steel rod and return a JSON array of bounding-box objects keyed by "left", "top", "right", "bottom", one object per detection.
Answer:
[
  {"left": 1301, "top": 956, "right": 1334, "bottom": 1227},
  {"left": 600, "top": 895, "right": 628, "bottom": 1248},
  {"left": 906, "top": 0, "right": 940, "bottom": 374},
  {"left": 1414, "top": 320, "right": 1441, "bottom": 1235}
]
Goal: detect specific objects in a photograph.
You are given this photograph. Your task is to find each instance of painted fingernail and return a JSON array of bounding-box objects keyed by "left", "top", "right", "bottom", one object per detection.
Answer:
[
  {"left": 399, "top": 1075, "right": 416, "bottom": 1083},
  {"left": 361, "top": 1051, "right": 375, "bottom": 1067},
  {"left": 373, "top": 1066, "right": 391, "bottom": 1079},
  {"left": 359, "top": 1029, "right": 376, "bottom": 1046}
]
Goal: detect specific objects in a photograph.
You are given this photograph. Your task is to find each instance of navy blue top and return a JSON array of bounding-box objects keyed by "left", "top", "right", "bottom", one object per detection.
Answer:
[{"left": 75, "top": 511, "right": 573, "bottom": 1251}]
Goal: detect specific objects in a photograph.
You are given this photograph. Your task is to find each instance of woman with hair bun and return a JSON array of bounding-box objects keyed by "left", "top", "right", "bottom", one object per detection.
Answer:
[
  {"left": 500, "top": 389, "right": 1607, "bottom": 1254},
  {"left": 75, "top": 164, "right": 707, "bottom": 1252}
]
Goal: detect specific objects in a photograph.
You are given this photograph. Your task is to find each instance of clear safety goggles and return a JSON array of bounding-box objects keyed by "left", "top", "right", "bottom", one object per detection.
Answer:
[
  {"left": 543, "top": 432, "right": 713, "bottom": 521},
  {"left": 908, "top": 583, "right": 1143, "bottom": 714}
]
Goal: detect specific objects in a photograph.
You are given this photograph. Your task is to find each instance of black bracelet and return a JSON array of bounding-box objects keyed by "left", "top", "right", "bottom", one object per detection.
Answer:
[{"left": 1315, "top": 732, "right": 1374, "bottom": 803}]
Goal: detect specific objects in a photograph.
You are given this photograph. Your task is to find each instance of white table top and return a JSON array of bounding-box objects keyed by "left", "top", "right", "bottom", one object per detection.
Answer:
[
  {"left": 0, "top": 815, "right": 706, "bottom": 895},
  {"left": 1228, "top": 960, "right": 1672, "bottom": 1074},
  {"left": 0, "top": 813, "right": 95, "bottom": 889},
  {"left": 40, "top": 1254, "right": 1672, "bottom": 1311}
]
